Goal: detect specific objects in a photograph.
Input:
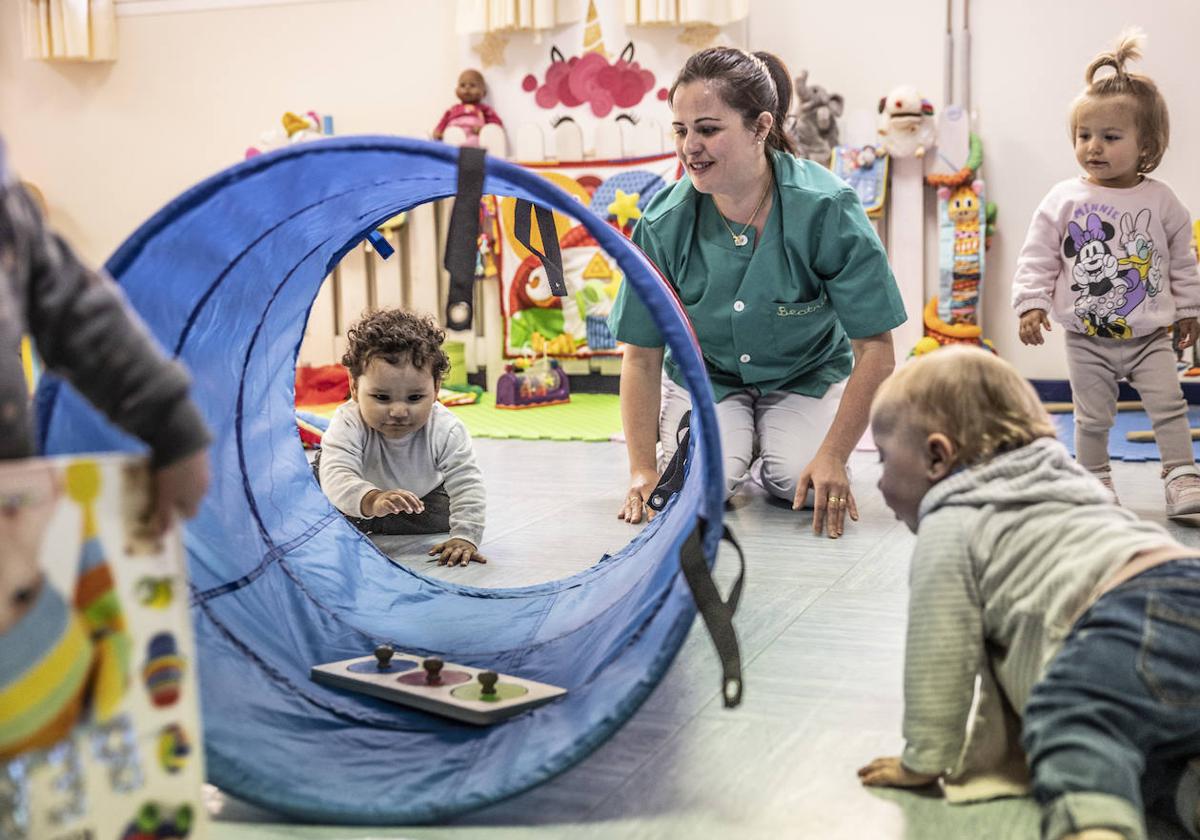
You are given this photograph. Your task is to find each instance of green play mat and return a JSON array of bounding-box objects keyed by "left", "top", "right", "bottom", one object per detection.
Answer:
[{"left": 446, "top": 392, "right": 622, "bottom": 442}]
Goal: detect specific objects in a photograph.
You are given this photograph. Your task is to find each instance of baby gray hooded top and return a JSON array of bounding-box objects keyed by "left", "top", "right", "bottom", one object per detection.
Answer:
[{"left": 901, "top": 437, "right": 1179, "bottom": 776}]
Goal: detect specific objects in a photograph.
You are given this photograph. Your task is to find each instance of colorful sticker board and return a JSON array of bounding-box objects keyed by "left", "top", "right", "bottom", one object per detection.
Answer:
[
  {"left": 831, "top": 146, "right": 889, "bottom": 219},
  {"left": 0, "top": 455, "right": 206, "bottom": 840},
  {"left": 495, "top": 152, "right": 680, "bottom": 358},
  {"left": 311, "top": 647, "right": 567, "bottom": 726}
]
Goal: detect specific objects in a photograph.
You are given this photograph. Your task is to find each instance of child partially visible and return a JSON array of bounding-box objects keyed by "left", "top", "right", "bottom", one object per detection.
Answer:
[
  {"left": 318, "top": 309, "right": 486, "bottom": 566},
  {"left": 1012, "top": 29, "right": 1200, "bottom": 516},
  {"left": 857, "top": 346, "right": 1200, "bottom": 840},
  {"left": 0, "top": 140, "right": 210, "bottom": 531}
]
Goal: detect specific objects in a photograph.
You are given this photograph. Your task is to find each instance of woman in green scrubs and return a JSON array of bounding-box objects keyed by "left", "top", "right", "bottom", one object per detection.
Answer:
[{"left": 609, "top": 47, "right": 906, "bottom": 539}]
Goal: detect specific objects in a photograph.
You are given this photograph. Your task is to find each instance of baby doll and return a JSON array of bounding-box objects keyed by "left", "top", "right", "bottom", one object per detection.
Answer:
[{"left": 433, "top": 69, "right": 504, "bottom": 147}]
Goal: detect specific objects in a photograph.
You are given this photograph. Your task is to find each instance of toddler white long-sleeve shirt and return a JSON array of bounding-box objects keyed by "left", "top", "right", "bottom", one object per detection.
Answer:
[
  {"left": 319, "top": 401, "right": 485, "bottom": 546},
  {"left": 1011, "top": 176, "right": 1200, "bottom": 339}
]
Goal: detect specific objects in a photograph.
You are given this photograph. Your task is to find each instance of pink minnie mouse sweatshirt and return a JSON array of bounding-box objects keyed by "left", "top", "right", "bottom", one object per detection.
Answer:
[{"left": 1011, "top": 177, "right": 1200, "bottom": 339}]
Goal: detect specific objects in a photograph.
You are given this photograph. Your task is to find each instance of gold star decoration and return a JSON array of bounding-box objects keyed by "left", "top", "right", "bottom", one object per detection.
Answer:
[
  {"left": 473, "top": 31, "right": 509, "bottom": 68},
  {"left": 607, "top": 189, "right": 642, "bottom": 228}
]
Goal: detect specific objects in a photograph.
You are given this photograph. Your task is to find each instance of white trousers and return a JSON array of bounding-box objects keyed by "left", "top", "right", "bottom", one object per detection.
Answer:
[{"left": 659, "top": 377, "right": 845, "bottom": 505}]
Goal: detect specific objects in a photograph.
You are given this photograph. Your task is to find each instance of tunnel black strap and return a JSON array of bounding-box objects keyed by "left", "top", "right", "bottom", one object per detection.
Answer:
[
  {"left": 678, "top": 521, "right": 745, "bottom": 708},
  {"left": 648, "top": 410, "right": 690, "bottom": 513},
  {"left": 443, "top": 146, "right": 487, "bottom": 331},
  {"left": 512, "top": 198, "right": 566, "bottom": 297}
]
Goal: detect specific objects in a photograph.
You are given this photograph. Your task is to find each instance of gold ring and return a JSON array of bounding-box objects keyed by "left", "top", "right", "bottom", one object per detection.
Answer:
[{"left": 828, "top": 496, "right": 841, "bottom": 503}]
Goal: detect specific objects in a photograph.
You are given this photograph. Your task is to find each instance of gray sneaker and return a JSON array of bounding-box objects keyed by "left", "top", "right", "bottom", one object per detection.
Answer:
[{"left": 1165, "top": 468, "right": 1200, "bottom": 517}]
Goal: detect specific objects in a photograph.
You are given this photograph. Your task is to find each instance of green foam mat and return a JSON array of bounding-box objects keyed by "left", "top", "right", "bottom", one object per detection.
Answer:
[{"left": 446, "top": 392, "right": 622, "bottom": 441}]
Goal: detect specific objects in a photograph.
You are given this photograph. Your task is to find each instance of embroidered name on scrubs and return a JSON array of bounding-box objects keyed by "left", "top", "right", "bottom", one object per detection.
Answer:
[{"left": 777, "top": 299, "right": 827, "bottom": 318}]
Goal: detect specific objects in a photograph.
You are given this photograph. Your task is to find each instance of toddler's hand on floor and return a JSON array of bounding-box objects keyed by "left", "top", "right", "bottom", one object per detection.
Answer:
[
  {"left": 1175, "top": 317, "right": 1199, "bottom": 350},
  {"left": 1018, "top": 309, "right": 1052, "bottom": 346},
  {"left": 429, "top": 538, "right": 486, "bottom": 567},
  {"left": 369, "top": 489, "right": 425, "bottom": 517},
  {"left": 151, "top": 449, "right": 210, "bottom": 536},
  {"left": 857, "top": 756, "right": 939, "bottom": 788}
]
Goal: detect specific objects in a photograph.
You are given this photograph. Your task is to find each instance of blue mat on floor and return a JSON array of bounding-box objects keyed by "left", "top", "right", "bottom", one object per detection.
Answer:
[{"left": 1052, "top": 407, "right": 1200, "bottom": 462}]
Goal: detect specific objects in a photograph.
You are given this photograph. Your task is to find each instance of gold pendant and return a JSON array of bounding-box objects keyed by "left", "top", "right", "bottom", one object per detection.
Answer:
[{"left": 732, "top": 234, "right": 748, "bottom": 247}]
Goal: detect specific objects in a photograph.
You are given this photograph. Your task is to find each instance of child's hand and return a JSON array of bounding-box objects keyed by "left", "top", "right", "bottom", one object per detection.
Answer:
[
  {"left": 1018, "top": 309, "right": 1052, "bottom": 346},
  {"left": 152, "top": 450, "right": 210, "bottom": 536},
  {"left": 429, "top": 538, "right": 486, "bottom": 567},
  {"left": 1175, "top": 317, "right": 1200, "bottom": 350},
  {"left": 365, "top": 489, "right": 425, "bottom": 517},
  {"left": 857, "top": 756, "right": 940, "bottom": 788}
]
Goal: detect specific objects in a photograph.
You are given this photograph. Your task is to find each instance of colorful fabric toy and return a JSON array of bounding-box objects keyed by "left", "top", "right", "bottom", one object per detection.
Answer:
[
  {"left": 244, "top": 111, "right": 329, "bottom": 160},
  {"left": 831, "top": 145, "right": 889, "bottom": 219},
  {"left": 0, "top": 461, "right": 130, "bottom": 759},
  {"left": 936, "top": 179, "right": 987, "bottom": 325},
  {"left": 68, "top": 461, "right": 132, "bottom": 722},
  {"left": 495, "top": 355, "right": 570, "bottom": 408},
  {"left": 877, "top": 86, "right": 936, "bottom": 158},
  {"left": 0, "top": 579, "right": 93, "bottom": 759}
]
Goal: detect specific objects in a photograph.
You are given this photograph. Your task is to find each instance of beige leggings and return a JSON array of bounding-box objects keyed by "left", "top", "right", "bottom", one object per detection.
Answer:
[
  {"left": 1065, "top": 329, "right": 1194, "bottom": 474},
  {"left": 659, "top": 377, "right": 845, "bottom": 505}
]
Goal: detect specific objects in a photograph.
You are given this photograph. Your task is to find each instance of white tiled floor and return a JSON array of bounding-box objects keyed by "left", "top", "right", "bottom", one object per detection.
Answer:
[{"left": 210, "top": 440, "right": 1200, "bottom": 839}]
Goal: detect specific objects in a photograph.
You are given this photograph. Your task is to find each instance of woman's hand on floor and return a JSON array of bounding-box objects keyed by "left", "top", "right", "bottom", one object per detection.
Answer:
[
  {"left": 794, "top": 452, "right": 858, "bottom": 539},
  {"left": 618, "top": 468, "right": 660, "bottom": 524},
  {"left": 857, "top": 756, "right": 939, "bottom": 788},
  {"left": 428, "top": 538, "right": 486, "bottom": 566}
]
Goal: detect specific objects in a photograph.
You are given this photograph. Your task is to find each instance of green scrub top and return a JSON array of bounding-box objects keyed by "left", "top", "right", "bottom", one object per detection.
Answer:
[{"left": 608, "top": 150, "right": 907, "bottom": 402}]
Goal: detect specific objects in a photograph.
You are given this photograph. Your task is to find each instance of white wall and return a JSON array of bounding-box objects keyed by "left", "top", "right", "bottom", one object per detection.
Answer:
[
  {"left": 5, "top": 0, "right": 1200, "bottom": 378},
  {"left": 752, "top": 0, "right": 1200, "bottom": 378},
  {"left": 0, "top": 0, "right": 457, "bottom": 266}
]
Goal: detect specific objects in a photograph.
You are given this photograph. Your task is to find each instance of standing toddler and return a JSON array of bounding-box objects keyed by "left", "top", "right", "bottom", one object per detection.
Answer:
[{"left": 1012, "top": 30, "right": 1200, "bottom": 515}]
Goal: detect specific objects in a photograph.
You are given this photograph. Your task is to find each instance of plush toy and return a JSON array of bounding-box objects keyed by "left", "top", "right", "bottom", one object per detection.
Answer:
[
  {"left": 244, "top": 111, "right": 328, "bottom": 159},
  {"left": 495, "top": 355, "right": 570, "bottom": 409},
  {"left": 877, "top": 86, "right": 936, "bottom": 159},
  {"left": 831, "top": 144, "right": 888, "bottom": 219},
  {"left": 788, "top": 69, "right": 844, "bottom": 164},
  {"left": 433, "top": 69, "right": 504, "bottom": 147}
]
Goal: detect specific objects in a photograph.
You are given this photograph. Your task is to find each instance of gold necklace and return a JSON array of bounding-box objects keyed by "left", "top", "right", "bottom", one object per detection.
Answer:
[{"left": 715, "top": 177, "right": 771, "bottom": 247}]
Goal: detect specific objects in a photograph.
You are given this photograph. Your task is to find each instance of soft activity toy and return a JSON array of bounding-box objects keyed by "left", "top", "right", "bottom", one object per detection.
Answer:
[
  {"left": 433, "top": 69, "right": 504, "bottom": 147},
  {"left": 495, "top": 354, "right": 570, "bottom": 408},
  {"left": 0, "top": 461, "right": 131, "bottom": 759},
  {"left": 877, "top": 86, "right": 935, "bottom": 159},
  {"left": 921, "top": 129, "right": 998, "bottom": 351},
  {"left": 245, "top": 111, "right": 329, "bottom": 159},
  {"left": 831, "top": 145, "right": 888, "bottom": 219}
]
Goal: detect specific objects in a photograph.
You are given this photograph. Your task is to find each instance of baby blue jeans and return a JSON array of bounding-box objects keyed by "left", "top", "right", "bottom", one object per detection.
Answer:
[{"left": 1023, "top": 558, "right": 1200, "bottom": 840}]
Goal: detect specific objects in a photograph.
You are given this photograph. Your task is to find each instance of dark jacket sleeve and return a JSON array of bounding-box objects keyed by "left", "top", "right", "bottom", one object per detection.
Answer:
[{"left": 4, "top": 177, "right": 210, "bottom": 466}]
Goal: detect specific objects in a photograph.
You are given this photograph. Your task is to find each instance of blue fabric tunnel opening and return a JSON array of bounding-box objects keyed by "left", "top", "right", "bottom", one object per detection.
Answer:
[{"left": 36, "top": 137, "right": 728, "bottom": 824}]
